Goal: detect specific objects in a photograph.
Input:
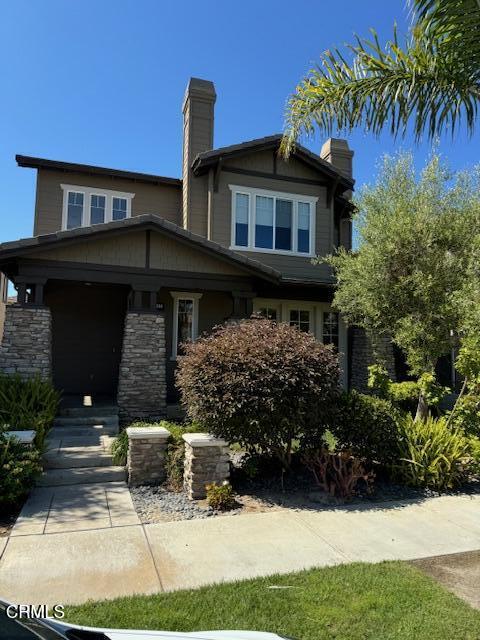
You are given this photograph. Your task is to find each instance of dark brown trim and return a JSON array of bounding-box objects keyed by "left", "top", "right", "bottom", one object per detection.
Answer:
[
  {"left": 222, "top": 165, "right": 328, "bottom": 187},
  {"left": 15, "top": 258, "right": 258, "bottom": 293},
  {"left": 192, "top": 134, "right": 354, "bottom": 192},
  {"left": 16, "top": 155, "right": 182, "bottom": 188}
]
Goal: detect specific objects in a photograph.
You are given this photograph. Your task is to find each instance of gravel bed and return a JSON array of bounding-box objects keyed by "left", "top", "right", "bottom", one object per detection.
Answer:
[{"left": 130, "top": 485, "right": 243, "bottom": 523}]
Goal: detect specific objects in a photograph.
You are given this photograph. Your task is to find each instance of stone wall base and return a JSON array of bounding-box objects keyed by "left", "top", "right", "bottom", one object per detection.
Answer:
[
  {"left": 183, "top": 433, "right": 230, "bottom": 500},
  {"left": 117, "top": 311, "right": 167, "bottom": 423},
  {"left": 126, "top": 426, "right": 170, "bottom": 486},
  {"left": 350, "top": 327, "right": 396, "bottom": 393},
  {"left": 0, "top": 305, "right": 52, "bottom": 379}
]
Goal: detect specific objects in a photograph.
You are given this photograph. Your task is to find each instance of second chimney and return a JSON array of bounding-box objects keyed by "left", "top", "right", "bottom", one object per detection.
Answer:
[
  {"left": 182, "top": 78, "right": 216, "bottom": 235},
  {"left": 320, "top": 138, "right": 354, "bottom": 180}
]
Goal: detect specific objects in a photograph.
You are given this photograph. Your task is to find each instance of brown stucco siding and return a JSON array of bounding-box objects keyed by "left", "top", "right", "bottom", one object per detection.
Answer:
[
  {"left": 34, "top": 168, "right": 182, "bottom": 236},
  {"left": 210, "top": 168, "right": 333, "bottom": 282}
]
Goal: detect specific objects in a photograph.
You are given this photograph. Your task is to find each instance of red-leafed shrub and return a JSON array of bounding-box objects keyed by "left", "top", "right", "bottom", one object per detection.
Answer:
[{"left": 176, "top": 318, "right": 340, "bottom": 469}]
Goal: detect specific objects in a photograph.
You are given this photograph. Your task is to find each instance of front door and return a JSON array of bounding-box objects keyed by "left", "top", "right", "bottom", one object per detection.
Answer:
[{"left": 46, "top": 281, "right": 128, "bottom": 398}]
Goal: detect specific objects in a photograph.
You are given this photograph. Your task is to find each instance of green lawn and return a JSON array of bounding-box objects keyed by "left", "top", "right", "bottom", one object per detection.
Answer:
[{"left": 64, "top": 561, "right": 480, "bottom": 640}]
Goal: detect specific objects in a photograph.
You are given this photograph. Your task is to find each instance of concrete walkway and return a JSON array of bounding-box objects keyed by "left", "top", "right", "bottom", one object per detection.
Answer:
[{"left": 1, "top": 493, "right": 480, "bottom": 606}]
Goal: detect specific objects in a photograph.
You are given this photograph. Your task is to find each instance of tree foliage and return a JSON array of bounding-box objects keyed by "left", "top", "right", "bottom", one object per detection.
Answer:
[
  {"left": 325, "top": 152, "right": 480, "bottom": 383},
  {"left": 282, "top": 0, "right": 480, "bottom": 155}
]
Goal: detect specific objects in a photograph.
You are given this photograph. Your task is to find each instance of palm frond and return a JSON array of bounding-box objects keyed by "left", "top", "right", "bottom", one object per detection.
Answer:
[{"left": 281, "top": 0, "right": 480, "bottom": 156}]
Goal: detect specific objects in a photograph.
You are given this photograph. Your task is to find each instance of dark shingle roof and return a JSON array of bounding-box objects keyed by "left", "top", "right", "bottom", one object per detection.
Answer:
[
  {"left": 16, "top": 155, "right": 182, "bottom": 188},
  {"left": 191, "top": 134, "right": 354, "bottom": 191}
]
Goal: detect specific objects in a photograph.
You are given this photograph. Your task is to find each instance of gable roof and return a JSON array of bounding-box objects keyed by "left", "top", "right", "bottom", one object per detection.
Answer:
[
  {"left": 0, "top": 214, "right": 281, "bottom": 283},
  {"left": 16, "top": 155, "right": 182, "bottom": 188},
  {"left": 191, "top": 134, "right": 355, "bottom": 191}
]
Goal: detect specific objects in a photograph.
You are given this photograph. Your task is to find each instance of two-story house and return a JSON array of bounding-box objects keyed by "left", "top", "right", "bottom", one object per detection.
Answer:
[{"left": 0, "top": 78, "right": 370, "bottom": 421}]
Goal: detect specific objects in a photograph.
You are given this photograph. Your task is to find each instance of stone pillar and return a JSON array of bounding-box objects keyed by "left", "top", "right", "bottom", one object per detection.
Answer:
[
  {"left": 350, "top": 327, "right": 396, "bottom": 393},
  {"left": 183, "top": 433, "right": 230, "bottom": 500},
  {"left": 0, "top": 305, "right": 52, "bottom": 379},
  {"left": 126, "top": 425, "right": 170, "bottom": 486},
  {"left": 117, "top": 311, "right": 167, "bottom": 423}
]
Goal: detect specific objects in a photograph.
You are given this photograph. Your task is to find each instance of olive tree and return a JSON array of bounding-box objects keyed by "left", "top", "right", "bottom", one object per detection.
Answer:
[{"left": 325, "top": 152, "right": 480, "bottom": 420}]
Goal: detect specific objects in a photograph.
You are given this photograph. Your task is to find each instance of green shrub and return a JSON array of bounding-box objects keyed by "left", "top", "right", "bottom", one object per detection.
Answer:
[
  {"left": 448, "top": 393, "right": 480, "bottom": 437},
  {"left": 205, "top": 481, "right": 237, "bottom": 511},
  {"left": 176, "top": 318, "right": 340, "bottom": 470},
  {"left": 0, "top": 374, "right": 60, "bottom": 449},
  {"left": 0, "top": 429, "right": 42, "bottom": 505},
  {"left": 322, "top": 391, "right": 400, "bottom": 466},
  {"left": 395, "top": 415, "right": 470, "bottom": 491},
  {"left": 389, "top": 381, "right": 420, "bottom": 413}
]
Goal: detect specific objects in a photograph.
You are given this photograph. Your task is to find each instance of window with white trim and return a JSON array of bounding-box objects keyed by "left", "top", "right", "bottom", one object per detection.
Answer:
[
  {"left": 90, "top": 194, "right": 106, "bottom": 225},
  {"left": 61, "top": 185, "right": 134, "bottom": 230},
  {"left": 289, "top": 309, "right": 311, "bottom": 333},
  {"left": 66, "top": 191, "right": 84, "bottom": 229},
  {"left": 323, "top": 312, "right": 339, "bottom": 348},
  {"left": 170, "top": 292, "right": 202, "bottom": 359},
  {"left": 258, "top": 306, "right": 278, "bottom": 321},
  {"left": 230, "top": 185, "right": 317, "bottom": 256}
]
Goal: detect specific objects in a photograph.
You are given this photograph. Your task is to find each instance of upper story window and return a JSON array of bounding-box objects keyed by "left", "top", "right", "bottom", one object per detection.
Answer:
[
  {"left": 229, "top": 185, "right": 317, "bottom": 257},
  {"left": 61, "top": 184, "right": 134, "bottom": 230}
]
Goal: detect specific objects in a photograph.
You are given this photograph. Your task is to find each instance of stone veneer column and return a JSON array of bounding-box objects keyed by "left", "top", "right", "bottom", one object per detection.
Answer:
[
  {"left": 182, "top": 433, "right": 230, "bottom": 500},
  {"left": 126, "top": 425, "right": 170, "bottom": 486},
  {"left": 0, "top": 305, "right": 52, "bottom": 379},
  {"left": 117, "top": 311, "right": 167, "bottom": 423},
  {"left": 350, "top": 327, "right": 396, "bottom": 393}
]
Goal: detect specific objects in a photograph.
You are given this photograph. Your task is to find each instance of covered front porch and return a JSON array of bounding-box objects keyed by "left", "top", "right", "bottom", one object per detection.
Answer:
[{"left": 0, "top": 215, "right": 338, "bottom": 420}]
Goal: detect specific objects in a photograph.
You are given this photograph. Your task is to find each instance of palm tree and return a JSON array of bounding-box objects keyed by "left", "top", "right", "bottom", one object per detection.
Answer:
[{"left": 281, "top": 0, "right": 480, "bottom": 156}]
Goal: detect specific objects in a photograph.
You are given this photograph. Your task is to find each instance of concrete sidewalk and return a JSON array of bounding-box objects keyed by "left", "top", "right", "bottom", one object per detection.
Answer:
[{"left": 1, "top": 494, "right": 480, "bottom": 606}]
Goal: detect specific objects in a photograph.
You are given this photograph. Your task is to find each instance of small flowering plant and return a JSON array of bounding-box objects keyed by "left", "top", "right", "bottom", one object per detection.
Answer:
[{"left": 205, "top": 480, "right": 237, "bottom": 511}]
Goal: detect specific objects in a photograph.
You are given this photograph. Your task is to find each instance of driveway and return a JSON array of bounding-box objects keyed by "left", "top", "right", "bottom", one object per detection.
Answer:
[{"left": 1, "top": 493, "right": 480, "bottom": 606}]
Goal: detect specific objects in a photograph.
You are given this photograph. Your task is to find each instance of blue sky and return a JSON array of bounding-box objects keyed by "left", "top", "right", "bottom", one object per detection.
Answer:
[{"left": 1, "top": 0, "right": 479, "bottom": 246}]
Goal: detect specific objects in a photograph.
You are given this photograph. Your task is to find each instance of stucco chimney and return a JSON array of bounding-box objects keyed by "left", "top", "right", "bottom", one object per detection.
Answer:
[
  {"left": 320, "top": 138, "right": 354, "bottom": 179},
  {"left": 182, "top": 78, "right": 216, "bottom": 234}
]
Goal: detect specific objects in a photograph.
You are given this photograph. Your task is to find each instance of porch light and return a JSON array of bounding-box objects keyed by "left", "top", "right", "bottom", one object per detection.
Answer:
[{"left": 83, "top": 395, "right": 92, "bottom": 407}]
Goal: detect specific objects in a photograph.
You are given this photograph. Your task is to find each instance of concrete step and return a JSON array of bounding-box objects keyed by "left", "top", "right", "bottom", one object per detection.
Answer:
[
  {"left": 53, "top": 415, "right": 119, "bottom": 428},
  {"left": 37, "top": 466, "right": 126, "bottom": 487},
  {"left": 48, "top": 428, "right": 119, "bottom": 441},
  {"left": 58, "top": 405, "right": 119, "bottom": 418},
  {"left": 44, "top": 450, "right": 114, "bottom": 469}
]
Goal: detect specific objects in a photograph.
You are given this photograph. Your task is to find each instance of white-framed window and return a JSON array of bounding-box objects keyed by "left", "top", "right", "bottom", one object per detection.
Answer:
[
  {"left": 170, "top": 292, "right": 203, "bottom": 360},
  {"left": 229, "top": 185, "right": 317, "bottom": 256},
  {"left": 289, "top": 308, "right": 311, "bottom": 333},
  {"left": 323, "top": 311, "right": 339, "bottom": 348},
  {"left": 61, "top": 184, "right": 134, "bottom": 230},
  {"left": 257, "top": 306, "right": 279, "bottom": 321},
  {"left": 90, "top": 194, "right": 106, "bottom": 225}
]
